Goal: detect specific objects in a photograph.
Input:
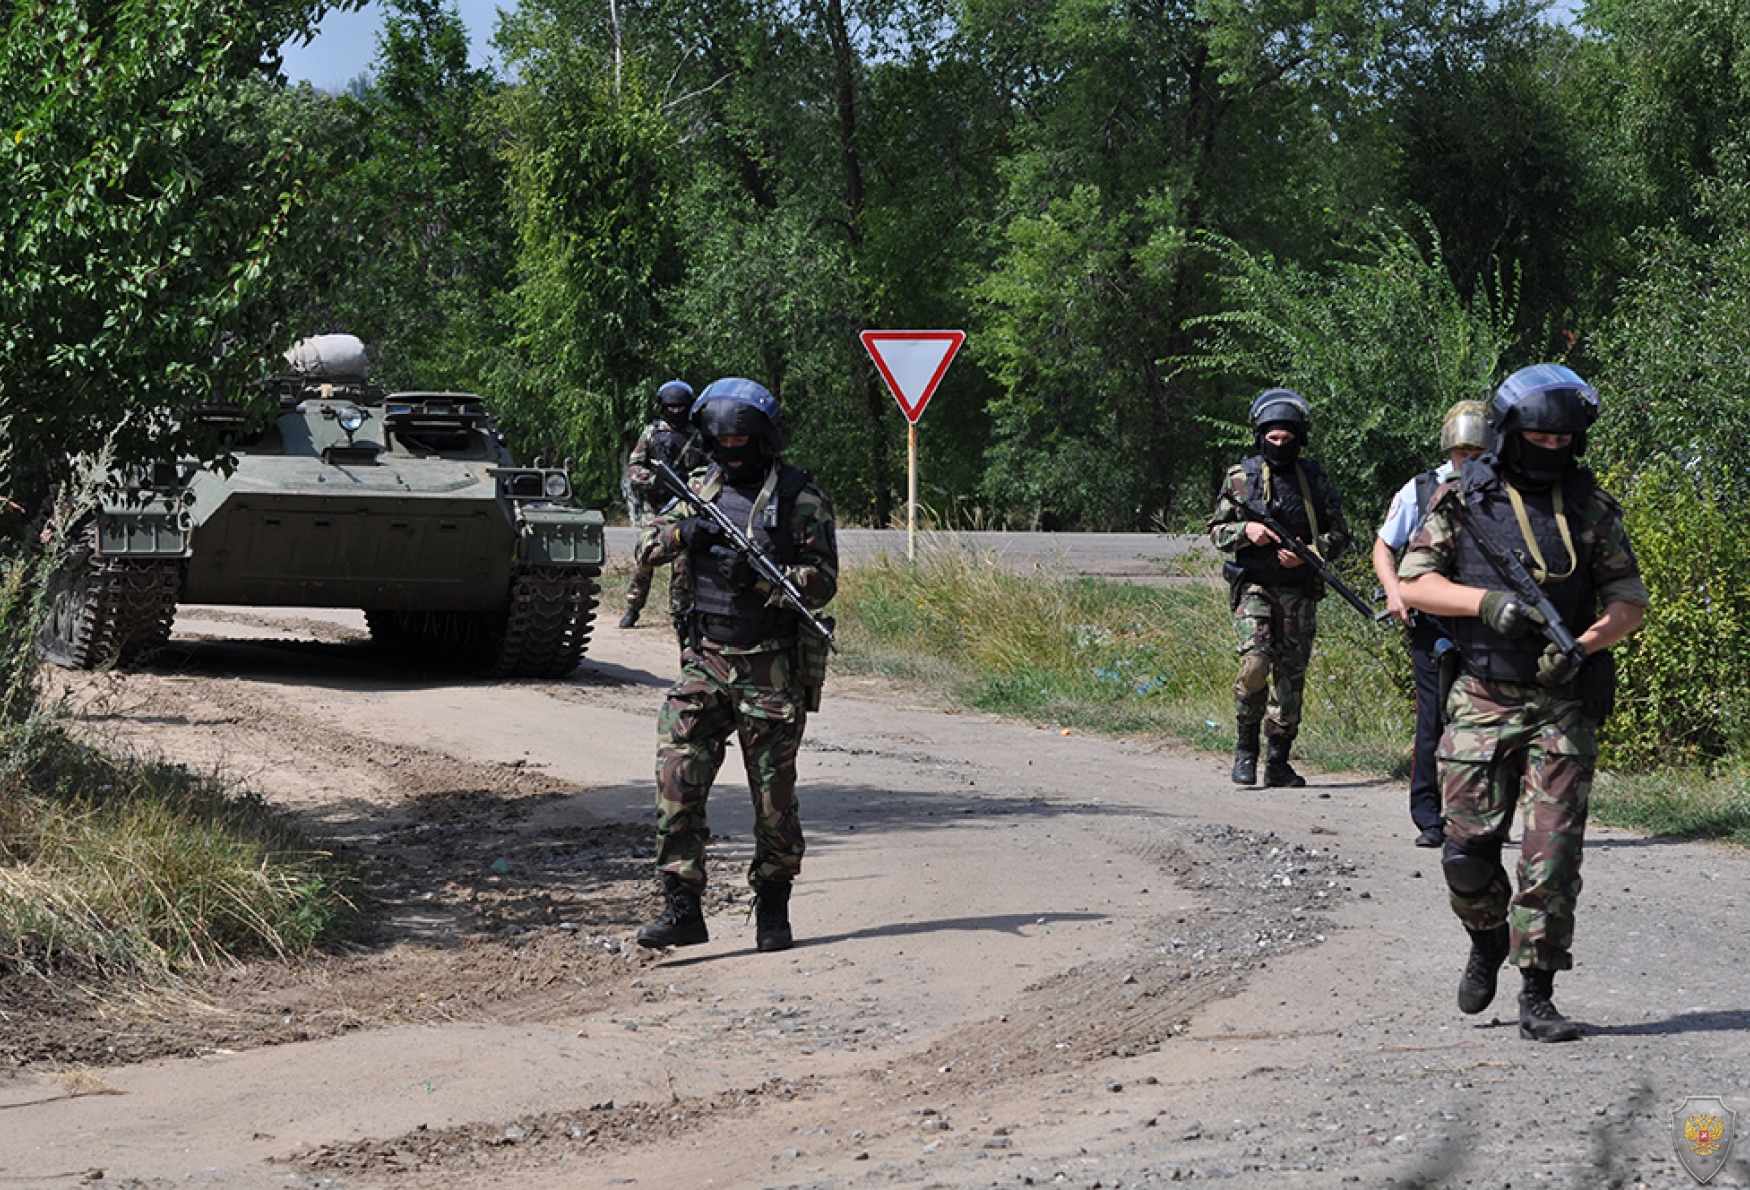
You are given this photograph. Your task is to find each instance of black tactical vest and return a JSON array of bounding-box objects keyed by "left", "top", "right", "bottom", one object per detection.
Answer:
[
  {"left": 1235, "top": 456, "right": 1329, "bottom": 587},
  {"left": 689, "top": 464, "right": 808, "bottom": 647},
  {"left": 649, "top": 423, "right": 698, "bottom": 470},
  {"left": 1449, "top": 457, "right": 1597, "bottom": 683}
]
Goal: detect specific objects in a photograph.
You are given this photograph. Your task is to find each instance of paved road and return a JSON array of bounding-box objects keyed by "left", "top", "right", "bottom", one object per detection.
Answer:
[{"left": 603, "top": 526, "right": 1209, "bottom": 584}]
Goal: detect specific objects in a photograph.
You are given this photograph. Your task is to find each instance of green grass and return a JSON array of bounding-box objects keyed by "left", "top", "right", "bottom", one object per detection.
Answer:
[
  {"left": 2, "top": 538, "right": 362, "bottom": 985},
  {"left": 0, "top": 727, "right": 363, "bottom": 980},
  {"left": 830, "top": 537, "right": 1750, "bottom": 848}
]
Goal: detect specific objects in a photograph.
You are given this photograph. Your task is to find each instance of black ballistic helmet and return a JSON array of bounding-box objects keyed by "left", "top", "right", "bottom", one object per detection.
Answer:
[
  {"left": 1491, "top": 364, "right": 1599, "bottom": 453},
  {"left": 1490, "top": 363, "right": 1600, "bottom": 488},
  {"left": 656, "top": 379, "right": 694, "bottom": 410},
  {"left": 1250, "top": 388, "right": 1310, "bottom": 440}
]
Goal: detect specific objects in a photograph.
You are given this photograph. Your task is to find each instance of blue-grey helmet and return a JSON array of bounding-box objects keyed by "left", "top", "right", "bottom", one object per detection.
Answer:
[
  {"left": 1250, "top": 387, "right": 1309, "bottom": 466},
  {"left": 692, "top": 378, "right": 782, "bottom": 471},
  {"left": 656, "top": 379, "right": 694, "bottom": 410},
  {"left": 1491, "top": 363, "right": 1599, "bottom": 486},
  {"left": 1491, "top": 364, "right": 1598, "bottom": 441}
]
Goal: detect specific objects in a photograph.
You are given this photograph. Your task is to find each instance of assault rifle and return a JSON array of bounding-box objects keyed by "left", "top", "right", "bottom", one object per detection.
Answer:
[
  {"left": 1449, "top": 498, "right": 1585, "bottom": 667},
  {"left": 1240, "top": 510, "right": 1378, "bottom": 622},
  {"left": 652, "top": 459, "right": 837, "bottom": 649}
]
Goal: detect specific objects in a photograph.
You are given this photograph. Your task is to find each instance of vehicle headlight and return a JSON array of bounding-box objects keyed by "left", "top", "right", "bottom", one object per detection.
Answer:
[
  {"left": 337, "top": 405, "right": 365, "bottom": 434},
  {"left": 543, "top": 472, "right": 570, "bottom": 499}
]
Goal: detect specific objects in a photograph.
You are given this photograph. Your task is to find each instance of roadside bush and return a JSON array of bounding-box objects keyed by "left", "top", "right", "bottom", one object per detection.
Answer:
[
  {"left": 0, "top": 544, "right": 360, "bottom": 982},
  {"left": 1605, "top": 459, "right": 1750, "bottom": 769}
]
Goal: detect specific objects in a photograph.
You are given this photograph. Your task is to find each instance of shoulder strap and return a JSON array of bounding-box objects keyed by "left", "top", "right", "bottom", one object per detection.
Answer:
[{"left": 1414, "top": 470, "right": 1439, "bottom": 522}]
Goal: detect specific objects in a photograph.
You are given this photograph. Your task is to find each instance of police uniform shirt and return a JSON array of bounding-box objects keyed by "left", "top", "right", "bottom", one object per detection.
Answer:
[{"left": 1376, "top": 461, "right": 1460, "bottom": 552}]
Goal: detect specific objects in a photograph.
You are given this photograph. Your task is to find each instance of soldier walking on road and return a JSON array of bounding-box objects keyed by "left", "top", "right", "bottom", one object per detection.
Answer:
[
  {"left": 632, "top": 378, "right": 838, "bottom": 954},
  {"left": 1210, "top": 388, "right": 1352, "bottom": 789},
  {"left": 620, "top": 380, "right": 706, "bottom": 630},
  {"left": 1372, "top": 401, "right": 1491, "bottom": 848},
  {"left": 1400, "top": 364, "right": 1647, "bottom": 1042}
]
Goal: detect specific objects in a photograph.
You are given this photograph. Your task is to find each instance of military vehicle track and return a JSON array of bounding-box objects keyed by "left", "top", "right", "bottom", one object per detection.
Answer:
[
  {"left": 365, "top": 564, "right": 601, "bottom": 679},
  {"left": 39, "top": 527, "right": 184, "bottom": 669}
]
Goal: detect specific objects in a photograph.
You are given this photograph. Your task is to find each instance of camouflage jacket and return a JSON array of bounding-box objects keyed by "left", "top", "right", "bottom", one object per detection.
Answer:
[
  {"left": 1398, "top": 473, "right": 1649, "bottom": 611},
  {"left": 1209, "top": 456, "right": 1352, "bottom": 577},
  {"left": 635, "top": 460, "right": 838, "bottom": 654},
  {"left": 625, "top": 419, "right": 706, "bottom": 516}
]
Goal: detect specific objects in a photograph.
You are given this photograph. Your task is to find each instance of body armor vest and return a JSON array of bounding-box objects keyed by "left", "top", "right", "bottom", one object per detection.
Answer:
[
  {"left": 689, "top": 465, "right": 805, "bottom": 647},
  {"left": 1449, "top": 458, "right": 1596, "bottom": 683},
  {"left": 1235, "top": 456, "right": 1325, "bottom": 587},
  {"left": 649, "top": 423, "right": 697, "bottom": 470}
]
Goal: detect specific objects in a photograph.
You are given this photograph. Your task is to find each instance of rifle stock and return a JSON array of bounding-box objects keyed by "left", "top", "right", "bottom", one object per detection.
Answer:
[{"left": 651, "top": 460, "right": 837, "bottom": 649}]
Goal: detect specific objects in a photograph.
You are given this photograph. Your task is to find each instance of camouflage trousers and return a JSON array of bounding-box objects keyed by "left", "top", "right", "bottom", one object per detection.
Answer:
[
  {"left": 654, "top": 644, "right": 807, "bottom": 893},
  {"left": 625, "top": 561, "right": 655, "bottom": 613},
  {"left": 1440, "top": 672, "right": 1596, "bottom": 971},
  {"left": 1232, "top": 581, "right": 1319, "bottom": 739}
]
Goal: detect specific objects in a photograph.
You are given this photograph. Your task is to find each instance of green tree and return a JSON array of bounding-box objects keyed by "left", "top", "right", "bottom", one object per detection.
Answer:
[
  {"left": 1, "top": 0, "right": 353, "bottom": 490},
  {"left": 312, "top": 0, "right": 514, "bottom": 392},
  {"left": 486, "top": 4, "right": 685, "bottom": 502},
  {"left": 1192, "top": 214, "right": 1517, "bottom": 524},
  {"left": 963, "top": 0, "right": 1408, "bottom": 527},
  {"left": 1386, "top": 5, "right": 1600, "bottom": 346}
]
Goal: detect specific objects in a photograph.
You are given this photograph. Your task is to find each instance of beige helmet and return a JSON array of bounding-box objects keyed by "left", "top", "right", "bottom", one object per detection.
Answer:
[{"left": 1439, "top": 399, "right": 1491, "bottom": 453}]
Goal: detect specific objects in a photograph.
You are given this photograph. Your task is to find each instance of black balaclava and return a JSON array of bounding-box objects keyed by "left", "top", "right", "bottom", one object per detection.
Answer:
[
  {"left": 1501, "top": 434, "right": 1575, "bottom": 490},
  {"left": 1258, "top": 422, "right": 1303, "bottom": 468},
  {"left": 659, "top": 401, "right": 691, "bottom": 430},
  {"left": 697, "top": 400, "right": 775, "bottom": 482}
]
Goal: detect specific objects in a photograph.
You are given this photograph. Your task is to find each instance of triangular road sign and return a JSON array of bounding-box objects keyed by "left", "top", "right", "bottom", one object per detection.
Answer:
[{"left": 861, "top": 330, "right": 965, "bottom": 424}]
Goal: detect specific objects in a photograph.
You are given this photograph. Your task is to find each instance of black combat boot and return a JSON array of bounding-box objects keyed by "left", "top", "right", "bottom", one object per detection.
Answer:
[
  {"left": 1457, "top": 922, "right": 1510, "bottom": 1014},
  {"left": 754, "top": 881, "right": 794, "bottom": 953},
  {"left": 619, "top": 607, "right": 641, "bottom": 629},
  {"left": 1262, "top": 736, "right": 1306, "bottom": 788},
  {"left": 1518, "top": 967, "right": 1582, "bottom": 1042},
  {"left": 636, "top": 872, "right": 708, "bottom": 949},
  {"left": 1231, "top": 723, "right": 1261, "bottom": 786}
]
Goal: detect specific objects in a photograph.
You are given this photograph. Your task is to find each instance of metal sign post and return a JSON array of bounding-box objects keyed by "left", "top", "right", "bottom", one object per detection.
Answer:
[{"left": 859, "top": 330, "right": 965, "bottom": 561}]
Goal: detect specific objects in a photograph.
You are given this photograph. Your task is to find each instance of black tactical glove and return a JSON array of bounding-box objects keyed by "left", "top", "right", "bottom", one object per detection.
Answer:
[
  {"left": 676, "top": 517, "right": 722, "bottom": 552},
  {"left": 1478, "top": 589, "right": 1540, "bottom": 639},
  {"left": 1537, "top": 642, "right": 1585, "bottom": 688},
  {"left": 710, "top": 545, "right": 758, "bottom": 590}
]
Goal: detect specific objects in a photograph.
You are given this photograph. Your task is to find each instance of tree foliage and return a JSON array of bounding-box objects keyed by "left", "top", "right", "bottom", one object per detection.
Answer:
[
  {"left": 0, "top": 0, "right": 350, "bottom": 491},
  {"left": 1191, "top": 215, "right": 1518, "bottom": 523}
]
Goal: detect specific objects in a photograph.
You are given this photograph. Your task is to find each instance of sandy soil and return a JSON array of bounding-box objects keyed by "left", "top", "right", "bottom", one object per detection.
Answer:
[{"left": 2, "top": 592, "right": 1748, "bottom": 1190}]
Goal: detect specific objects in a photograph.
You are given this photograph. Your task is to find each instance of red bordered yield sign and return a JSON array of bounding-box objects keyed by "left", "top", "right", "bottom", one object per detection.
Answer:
[{"left": 861, "top": 330, "right": 965, "bottom": 424}]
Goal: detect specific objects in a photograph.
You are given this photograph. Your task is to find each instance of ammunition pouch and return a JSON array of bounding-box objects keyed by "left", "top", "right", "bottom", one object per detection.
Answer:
[
  {"left": 1222, "top": 561, "right": 1246, "bottom": 613},
  {"left": 1577, "top": 648, "right": 1616, "bottom": 725},
  {"left": 1434, "top": 637, "right": 1460, "bottom": 730},
  {"left": 795, "top": 617, "right": 835, "bottom": 712}
]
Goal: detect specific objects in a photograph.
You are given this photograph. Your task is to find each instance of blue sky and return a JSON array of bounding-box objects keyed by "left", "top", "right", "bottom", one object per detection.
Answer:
[
  {"left": 279, "top": 1, "right": 504, "bottom": 92},
  {"left": 281, "top": 0, "right": 1586, "bottom": 93}
]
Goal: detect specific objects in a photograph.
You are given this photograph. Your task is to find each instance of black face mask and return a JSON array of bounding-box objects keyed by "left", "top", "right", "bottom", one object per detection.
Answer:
[
  {"left": 711, "top": 439, "right": 765, "bottom": 477},
  {"left": 1504, "top": 437, "right": 1574, "bottom": 490},
  {"left": 659, "top": 405, "right": 690, "bottom": 429},
  {"left": 1260, "top": 436, "right": 1302, "bottom": 468}
]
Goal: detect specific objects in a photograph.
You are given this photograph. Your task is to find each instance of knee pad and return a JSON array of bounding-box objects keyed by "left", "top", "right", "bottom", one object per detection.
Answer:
[
  {"left": 1442, "top": 838, "right": 1503, "bottom": 896},
  {"left": 1237, "top": 653, "right": 1270, "bottom": 695}
]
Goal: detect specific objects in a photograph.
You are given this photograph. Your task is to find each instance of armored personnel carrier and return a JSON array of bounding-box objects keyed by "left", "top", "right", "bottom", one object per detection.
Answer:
[{"left": 40, "top": 334, "right": 605, "bottom": 678}]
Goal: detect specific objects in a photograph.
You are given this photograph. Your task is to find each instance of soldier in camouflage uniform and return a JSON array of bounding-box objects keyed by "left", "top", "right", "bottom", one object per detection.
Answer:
[
  {"left": 1210, "top": 389, "right": 1351, "bottom": 788},
  {"left": 632, "top": 378, "right": 837, "bottom": 954},
  {"left": 620, "top": 380, "right": 706, "bottom": 629},
  {"left": 1400, "top": 364, "right": 1647, "bottom": 1042}
]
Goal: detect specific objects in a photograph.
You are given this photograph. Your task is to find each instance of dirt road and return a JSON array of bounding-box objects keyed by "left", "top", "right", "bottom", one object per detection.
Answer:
[{"left": 2, "top": 600, "right": 1747, "bottom": 1189}]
